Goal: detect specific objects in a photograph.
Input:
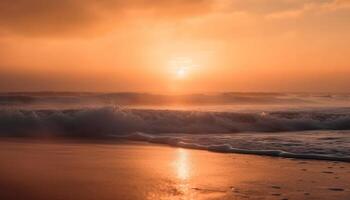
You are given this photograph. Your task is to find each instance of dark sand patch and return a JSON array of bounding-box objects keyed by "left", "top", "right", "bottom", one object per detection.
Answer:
[
  {"left": 322, "top": 171, "right": 334, "bottom": 174},
  {"left": 328, "top": 188, "right": 344, "bottom": 191},
  {"left": 271, "top": 186, "right": 281, "bottom": 189},
  {"left": 271, "top": 193, "right": 281, "bottom": 196}
]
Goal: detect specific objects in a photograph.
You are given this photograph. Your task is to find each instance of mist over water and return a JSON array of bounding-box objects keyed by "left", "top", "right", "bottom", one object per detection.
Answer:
[
  {"left": 1, "top": 92, "right": 350, "bottom": 108},
  {"left": 1, "top": 92, "right": 350, "bottom": 161}
]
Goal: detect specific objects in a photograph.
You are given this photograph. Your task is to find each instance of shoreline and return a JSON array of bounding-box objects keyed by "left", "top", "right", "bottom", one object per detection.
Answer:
[
  {"left": 1, "top": 136, "right": 350, "bottom": 163},
  {"left": 0, "top": 139, "right": 349, "bottom": 200}
]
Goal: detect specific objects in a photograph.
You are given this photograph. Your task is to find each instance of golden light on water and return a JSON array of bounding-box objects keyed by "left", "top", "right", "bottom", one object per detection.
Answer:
[
  {"left": 172, "top": 148, "right": 194, "bottom": 199},
  {"left": 174, "top": 148, "right": 190, "bottom": 181}
]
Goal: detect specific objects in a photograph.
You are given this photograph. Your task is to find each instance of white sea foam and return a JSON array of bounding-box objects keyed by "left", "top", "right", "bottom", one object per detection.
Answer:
[{"left": 122, "top": 132, "right": 350, "bottom": 162}]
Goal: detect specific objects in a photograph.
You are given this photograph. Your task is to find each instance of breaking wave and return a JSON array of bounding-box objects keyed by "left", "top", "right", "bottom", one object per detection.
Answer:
[
  {"left": 1, "top": 106, "right": 350, "bottom": 162},
  {"left": 1, "top": 107, "right": 350, "bottom": 137}
]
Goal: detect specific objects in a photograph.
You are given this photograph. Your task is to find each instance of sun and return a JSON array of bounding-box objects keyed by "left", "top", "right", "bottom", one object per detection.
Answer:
[
  {"left": 176, "top": 67, "right": 187, "bottom": 78},
  {"left": 169, "top": 57, "right": 195, "bottom": 79}
]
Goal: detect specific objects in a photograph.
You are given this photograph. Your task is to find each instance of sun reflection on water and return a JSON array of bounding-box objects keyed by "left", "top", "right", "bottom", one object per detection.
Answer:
[
  {"left": 172, "top": 148, "right": 195, "bottom": 199},
  {"left": 147, "top": 148, "right": 193, "bottom": 200},
  {"left": 175, "top": 148, "right": 190, "bottom": 181}
]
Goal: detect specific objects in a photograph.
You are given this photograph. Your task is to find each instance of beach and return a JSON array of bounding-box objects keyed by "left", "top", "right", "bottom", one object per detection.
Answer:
[
  {"left": 2, "top": 0, "right": 350, "bottom": 198},
  {"left": 0, "top": 139, "right": 349, "bottom": 200}
]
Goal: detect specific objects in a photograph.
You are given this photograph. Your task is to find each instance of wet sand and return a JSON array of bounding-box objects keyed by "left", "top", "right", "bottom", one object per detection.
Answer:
[{"left": 0, "top": 139, "right": 349, "bottom": 200}]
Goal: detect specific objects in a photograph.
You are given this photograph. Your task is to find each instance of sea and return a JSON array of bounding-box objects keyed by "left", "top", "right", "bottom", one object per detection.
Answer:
[{"left": 0, "top": 92, "right": 349, "bottom": 162}]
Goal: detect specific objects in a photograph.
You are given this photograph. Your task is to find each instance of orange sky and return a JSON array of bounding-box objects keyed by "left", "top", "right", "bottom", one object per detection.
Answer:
[{"left": 0, "top": 0, "right": 349, "bottom": 93}]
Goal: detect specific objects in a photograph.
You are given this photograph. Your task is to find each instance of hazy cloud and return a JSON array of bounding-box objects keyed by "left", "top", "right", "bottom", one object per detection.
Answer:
[
  {"left": 0, "top": 0, "right": 214, "bottom": 36},
  {"left": 1, "top": 0, "right": 349, "bottom": 36},
  {"left": 264, "top": 0, "right": 350, "bottom": 19}
]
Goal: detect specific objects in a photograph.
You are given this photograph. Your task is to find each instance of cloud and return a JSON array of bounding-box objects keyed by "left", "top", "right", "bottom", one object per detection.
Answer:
[
  {"left": 225, "top": 0, "right": 350, "bottom": 18},
  {"left": 0, "top": 0, "right": 214, "bottom": 36},
  {"left": 264, "top": 0, "right": 350, "bottom": 20},
  {"left": 227, "top": 0, "right": 313, "bottom": 14},
  {"left": 1, "top": 0, "right": 348, "bottom": 37}
]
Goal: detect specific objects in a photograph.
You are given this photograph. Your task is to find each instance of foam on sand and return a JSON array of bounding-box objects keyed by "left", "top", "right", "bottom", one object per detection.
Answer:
[{"left": 122, "top": 132, "right": 350, "bottom": 162}]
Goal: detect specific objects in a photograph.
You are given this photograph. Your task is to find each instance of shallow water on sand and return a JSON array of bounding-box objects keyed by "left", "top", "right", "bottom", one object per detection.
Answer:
[
  {"left": 124, "top": 131, "right": 350, "bottom": 162},
  {"left": 0, "top": 140, "right": 349, "bottom": 200}
]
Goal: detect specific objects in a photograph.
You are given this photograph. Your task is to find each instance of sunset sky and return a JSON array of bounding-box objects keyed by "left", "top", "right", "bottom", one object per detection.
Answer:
[{"left": 0, "top": 0, "right": 349, "bottom": 93}]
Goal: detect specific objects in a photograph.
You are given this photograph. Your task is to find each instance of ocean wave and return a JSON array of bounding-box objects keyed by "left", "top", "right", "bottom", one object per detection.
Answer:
[
  {"left": 1, "top": 107, "right": 350, "bottom": 137},
  {"left": 2, "top": 92, "right": 347, "bottom": 106},
  {"left": 0, "top": 107, "right": 349, "bottom": 162}
]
